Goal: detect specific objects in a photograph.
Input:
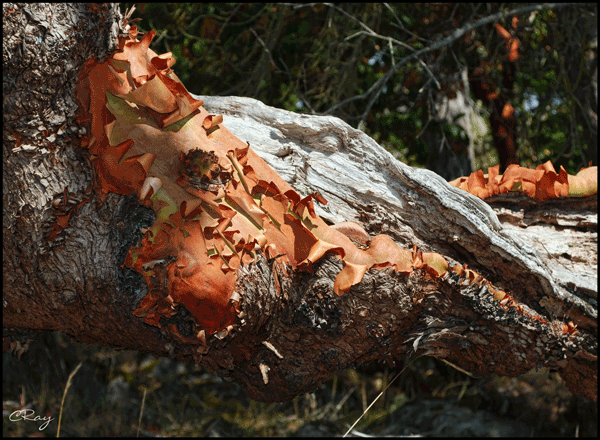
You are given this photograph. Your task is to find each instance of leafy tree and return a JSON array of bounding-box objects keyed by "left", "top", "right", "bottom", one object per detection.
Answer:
[{"left": 124, "top": 3, "right": 596, "bottom": 174}]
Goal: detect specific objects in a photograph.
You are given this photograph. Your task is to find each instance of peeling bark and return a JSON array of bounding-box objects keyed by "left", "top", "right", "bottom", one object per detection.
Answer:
[
  {"left": 199, "top": 95, "right": 596, "bottom": 324},
  {"left": 198, "top": 95, "right": 597, "bottom": 401},
  {"left": 3, "top": 3, "right": 597, "bottom": 403}
]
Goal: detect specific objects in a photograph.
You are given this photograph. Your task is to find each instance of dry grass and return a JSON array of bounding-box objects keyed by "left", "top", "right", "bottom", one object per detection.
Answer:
[{"left": 3, "top": 331, "right": 596, "bottom": 437}]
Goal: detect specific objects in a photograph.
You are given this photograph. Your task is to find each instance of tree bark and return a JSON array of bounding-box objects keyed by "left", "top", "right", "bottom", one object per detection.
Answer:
[{"left": 3, "top": 3, "right": 597, "bottom": 402}]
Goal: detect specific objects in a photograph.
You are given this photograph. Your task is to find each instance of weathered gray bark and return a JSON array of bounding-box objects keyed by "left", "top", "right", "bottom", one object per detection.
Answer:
[
  {"left": 199, "top": 94, "right": 597, "bottom": 321},
  {"left": 3, "top": 3, "right": 597, "bottom": 402},
  {"left": 3, "top": 3, "right": 167, "bottom": 351}
]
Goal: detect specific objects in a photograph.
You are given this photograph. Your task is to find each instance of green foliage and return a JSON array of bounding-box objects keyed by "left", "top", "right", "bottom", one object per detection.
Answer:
[{"left": 121, "top": 3, "right": 596, "bottom": 175}]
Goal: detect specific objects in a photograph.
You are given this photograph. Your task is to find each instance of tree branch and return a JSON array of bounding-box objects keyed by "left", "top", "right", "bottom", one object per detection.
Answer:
[{"left": 3, "top": 4, "right": 596, "bottom": 405}]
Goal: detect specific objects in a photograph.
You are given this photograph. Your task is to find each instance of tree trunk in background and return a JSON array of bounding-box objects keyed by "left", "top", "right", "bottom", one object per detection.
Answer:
[
  {"left": 569, "top": 10, "right": 597, "bottom": 168},
  {"left": 3, "top": 3, "right": 597, "bottom": 402},
  {"left": 468, "top": 21, "right": 520, "bottom": 173},
  {"left": 425, "top": 66, "right": 475, "bottom": 181}
]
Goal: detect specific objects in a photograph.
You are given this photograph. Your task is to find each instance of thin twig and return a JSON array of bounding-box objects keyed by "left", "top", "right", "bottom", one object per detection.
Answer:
[
  {"left": 279, "top": 56, "right": 317, "bottom": 113},
  {"left": 57, "top": 361, "right": 83, "bottom": 438},
  {"left": 344, "top": 29, "right": 414, "bottom": 52},
  {"left": 334, "top": 4, "right": 415, "bottom": 52},
  {"left": 153, "top": 28, "right": 168, "bottom": 47},
  {"left": 416, "top": 57, "right": 441, "bottom": 90},
  {"left": 343, "top": 355, "right": 423, "bottom": 437},
  {"left": 439, "top": 358, "right": 479, "bottom": 378},
  {"left": 249, "top": 27, "right": 277, "bottom": 70},
  {"left": 384, "top": 3, "right": 430, "bottom": 43},
  {"left": 136, "top": 387, "right": 148, "bottom": 438}
]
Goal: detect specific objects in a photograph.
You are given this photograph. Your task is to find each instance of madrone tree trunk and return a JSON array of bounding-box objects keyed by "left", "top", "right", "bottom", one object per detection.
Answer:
[{"left": 3, "top": 3, "right": 597, "bottom": 402}]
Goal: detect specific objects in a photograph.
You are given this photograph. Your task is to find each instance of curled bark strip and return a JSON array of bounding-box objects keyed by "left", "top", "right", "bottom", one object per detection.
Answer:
[{"left": 449, "top": 162, "right": 597, "bottom": 202}]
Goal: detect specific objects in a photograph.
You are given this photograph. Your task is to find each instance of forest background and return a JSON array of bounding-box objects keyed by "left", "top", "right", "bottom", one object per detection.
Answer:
[{"left": 121, "top": 2, "right": 597, "bottom": 178}]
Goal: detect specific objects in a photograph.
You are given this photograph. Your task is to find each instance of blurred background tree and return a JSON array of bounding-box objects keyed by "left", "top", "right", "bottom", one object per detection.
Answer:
[{"left": 122, "top": 3, "right": 597, "bottom": 179}]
